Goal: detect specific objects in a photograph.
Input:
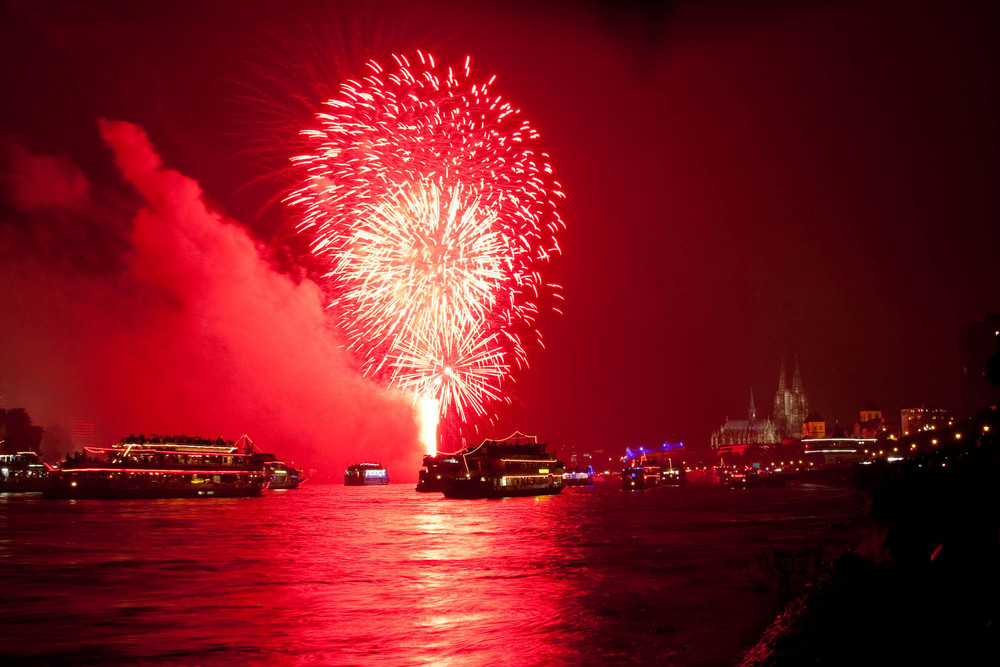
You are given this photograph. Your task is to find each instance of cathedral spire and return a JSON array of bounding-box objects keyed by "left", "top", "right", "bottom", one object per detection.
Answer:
[
  {"left": 749, "top": 387, "right": 756, "bottom": 422},
  {"left": 792, "top": 356, "right": 803, "bottom": 394},
  {"left": 773, "top": 359, "right": 787, "bottom": 434}
]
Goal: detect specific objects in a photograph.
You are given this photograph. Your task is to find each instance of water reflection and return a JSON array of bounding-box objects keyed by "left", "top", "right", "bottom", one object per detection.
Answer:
[{"left": 0, "top": 482, "right": 866, "bottom": 665}]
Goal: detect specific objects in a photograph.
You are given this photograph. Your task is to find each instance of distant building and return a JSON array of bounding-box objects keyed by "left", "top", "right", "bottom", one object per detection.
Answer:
[
  {"left": 773, "top": 358, "right": 809, "bottom": 440},
  {"left": 854, "top": 400, "right": 885, "bottom": 439},
  {"left": 959, "top": 314, "right": 1000, "bottom": 417},
  {"left": 802, "top": 413, "right": 826, "bottom": 439},
  {"left": 563, "top": 442, "right": 594, "bottom": 471},
  {"left": 901, "top": 406, "right": 954, "bottom": 436},
  {"left": 711, "top": 389, "right": 779, "bottom": 450},
  {"left": 71, "top": 421, "right": 97, "bottom": 448}
]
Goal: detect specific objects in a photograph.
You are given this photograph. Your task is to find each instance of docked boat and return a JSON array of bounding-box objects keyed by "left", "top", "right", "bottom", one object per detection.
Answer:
[
  {"left": 344, "top": 463, "right": 389, "bottom": 486},
  {"left": 0, "top": 451, "right": 53, "bottom": 492},
  {"left": 442, "top": 434, "right": 565, "bottom": 499},
  {"left": 44, "top": 435, "right": 269, "bottom": 499}
]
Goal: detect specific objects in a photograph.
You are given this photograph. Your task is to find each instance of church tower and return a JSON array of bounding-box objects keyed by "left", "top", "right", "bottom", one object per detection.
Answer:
[
  {"left": 773, "top": 359, "right": 788, "bottom": 437},
  {"left": 772, "top": 357, "right": 808, "bottom": 439},
  {"left": 749, "top": 388, "right": 757, "bottom": 423},
  {"left": 788, "top": 357, "right": 809, "bottom": 438}
]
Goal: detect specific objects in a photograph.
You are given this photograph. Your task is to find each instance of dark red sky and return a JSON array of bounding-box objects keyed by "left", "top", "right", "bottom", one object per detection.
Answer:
[{"left": 1, "top": 0, "right": 997, "bottom": 471}]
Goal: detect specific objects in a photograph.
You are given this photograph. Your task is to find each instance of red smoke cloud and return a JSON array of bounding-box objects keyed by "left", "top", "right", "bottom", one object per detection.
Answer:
[
  {"left": 1, "top": 121, "right": 421, "bottom": 480},
  {"left": 4, "top": 142, "right": 90, "bottom": 214}
]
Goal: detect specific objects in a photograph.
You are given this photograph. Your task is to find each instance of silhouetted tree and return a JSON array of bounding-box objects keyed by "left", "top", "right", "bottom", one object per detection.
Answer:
[{"left": 0, "top": 408, "right": 44, "bottom": 453}]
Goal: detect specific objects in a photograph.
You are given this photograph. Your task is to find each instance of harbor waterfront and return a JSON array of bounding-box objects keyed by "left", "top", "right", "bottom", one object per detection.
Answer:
[{"left": 0, "top": 482, "right": 867, "bottom": 665}]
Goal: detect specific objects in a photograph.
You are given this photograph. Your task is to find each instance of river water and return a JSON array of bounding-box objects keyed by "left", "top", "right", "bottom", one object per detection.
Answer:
[{"left": 0, "top": 482, "right": 866, "bottom": 665}]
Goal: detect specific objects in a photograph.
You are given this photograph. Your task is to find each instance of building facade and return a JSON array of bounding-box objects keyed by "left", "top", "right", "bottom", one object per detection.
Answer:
[
  {"left": 853, "top": 401, "right": 891, "bottom": 439},
  {"left": 901, "top": 406, "right": 954, "bottom": 436},
  {"left": 711, "top": 390, "right": 780, "bottom": 450},
  {"left": 802, "top": 413, "right": 826, "bottom": 439}
]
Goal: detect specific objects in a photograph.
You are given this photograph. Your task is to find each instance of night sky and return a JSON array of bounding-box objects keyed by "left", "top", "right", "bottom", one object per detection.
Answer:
[{"left": 1, "top": 0, "right": 997, "bottom": 477}]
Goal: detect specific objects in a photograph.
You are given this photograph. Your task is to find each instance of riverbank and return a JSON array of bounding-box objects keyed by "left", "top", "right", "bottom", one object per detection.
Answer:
[{"left": 741, "top": 407, "right": 1000, "bottom": 664}]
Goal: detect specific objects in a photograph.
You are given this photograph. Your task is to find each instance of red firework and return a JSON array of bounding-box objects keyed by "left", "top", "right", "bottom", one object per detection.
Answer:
[{"left": 288, "top": 51, "right": 563, "bottom": 432}]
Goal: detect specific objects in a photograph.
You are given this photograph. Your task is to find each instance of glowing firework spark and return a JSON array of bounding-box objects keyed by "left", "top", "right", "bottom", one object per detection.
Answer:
[{"left": 288, "top": 52, "right": 563, "bottom": 452}]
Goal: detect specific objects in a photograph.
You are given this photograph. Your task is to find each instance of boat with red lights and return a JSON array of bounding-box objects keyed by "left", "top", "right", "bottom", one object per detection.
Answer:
[
  {"left": 344, "top": 463, "right": 389, "bottom": 486},
  {"left": 442, "top": 434, "right": 565, "bottom": 499},
  {"left": 44, "top": 434, "right": 269, "bottom": 499},
  {"left": 0, "top": 451, "right": 53, "bottom": 492}
]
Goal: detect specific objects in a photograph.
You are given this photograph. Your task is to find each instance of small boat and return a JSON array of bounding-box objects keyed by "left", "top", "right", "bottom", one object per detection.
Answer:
[
  {"left": 727, "top": 469, "right": 786, "bottom": 489},
  {"left": 442, "top": 435, "right": 565, "bottom": 499},
  {"left": 622, "top": 454, "right": 686, "bottom": 490},
  {"left": 562, "top": 466, "right": 595, "bottom": 486},
  {"left": 265, "top": 461, "right": 303, "bottom": 489},
  {"left": 659, "top": 466, "right": 687, "bottom": 485},
  {"left": 0, "top": 451, "right": 53, "bottom": 492},
  {"left": 44, "top": 435, "right": 269, "bottom": 499},
  {"left": 623, "top": 464, "right": 661, "bottom": 490},
  {"left": 415, "top": 453, "right": 464, "bottom": 492},
  {"left": 345, "top": 463, "right": 389, "bottom": 486}
]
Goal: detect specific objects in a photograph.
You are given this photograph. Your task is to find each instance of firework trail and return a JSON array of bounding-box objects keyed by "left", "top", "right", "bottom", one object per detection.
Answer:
[{"left": 287, "top": 52, "right": 563, "bottom": 450}]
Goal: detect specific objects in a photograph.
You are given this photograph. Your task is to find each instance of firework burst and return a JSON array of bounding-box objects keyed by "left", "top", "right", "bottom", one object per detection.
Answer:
[{"left": 288, "top": 51, "right": 563, "bottom": 447}]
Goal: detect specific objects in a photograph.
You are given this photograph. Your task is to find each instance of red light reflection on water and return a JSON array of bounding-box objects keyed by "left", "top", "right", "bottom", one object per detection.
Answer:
[
  {"left": 0, "top": 483, "right": 868, "bottom": 664},
  {"left": 263, "top": 488, "right": 576, "bottom": 665}
]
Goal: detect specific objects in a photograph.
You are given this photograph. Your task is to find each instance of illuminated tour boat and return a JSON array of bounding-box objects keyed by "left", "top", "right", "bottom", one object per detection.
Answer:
[
  {"left": 0, "top": 451, "right": 53, "bottom": 492},
  {"left": 344, "top": 463, "right": 390, "bottom": 486},
  {"left": 442, "top": 433, "right": 565, "bottom": 499},
  {"left": 44, "top": 434, "right": 269, "bottom": 499}
]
